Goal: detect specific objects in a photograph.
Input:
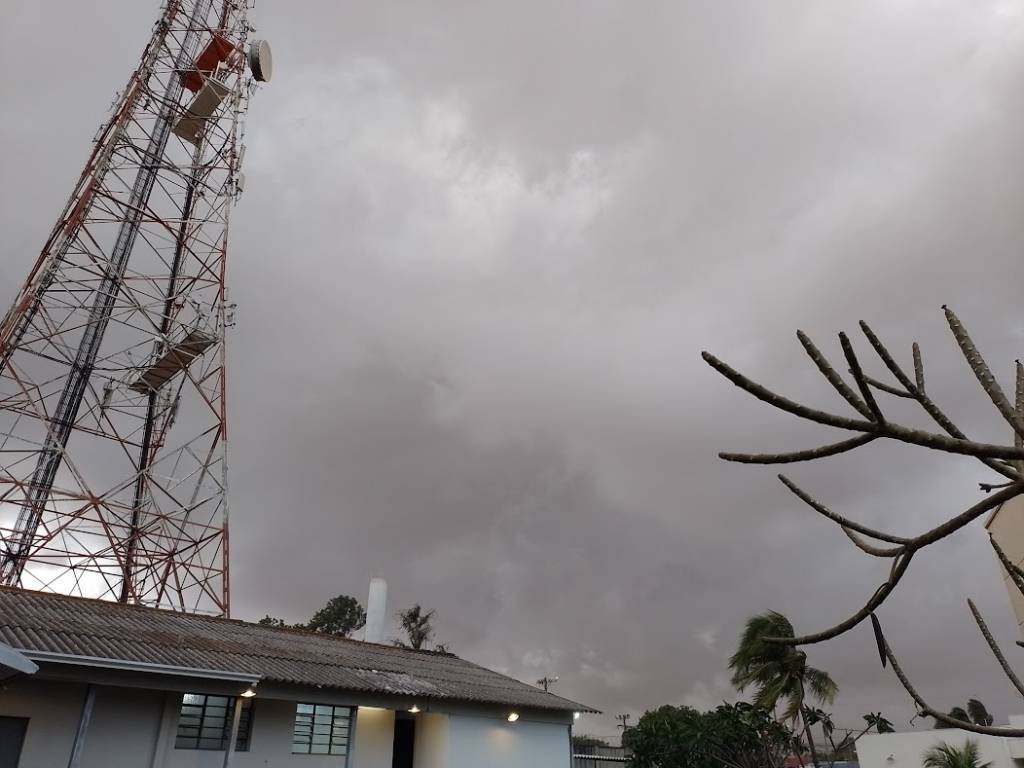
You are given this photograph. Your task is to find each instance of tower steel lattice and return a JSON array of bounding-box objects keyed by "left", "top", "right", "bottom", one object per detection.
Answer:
[{"left": 0, "top": 0, "right": 270, "bottom": 616}]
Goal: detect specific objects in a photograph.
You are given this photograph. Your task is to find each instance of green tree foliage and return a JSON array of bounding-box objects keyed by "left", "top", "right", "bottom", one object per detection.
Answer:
[
  {"left": 305, "top": 595, "right": 366, "bottom": 637},
  {"left": 623, "top": 703, "right": 797, "bottom": 768},
  {"left": 922, "top": 740, "right": 993, "bottom": 768},
  {"left": 571, "top": 734, "right": 609, "bottom": 750},
  {"left": 967, "top": 700, "right": 994, "bottom": 727},
  {"left": 935, "top": 700, "right": 994, "bottom": 729},
  {"left": 864, "top": 712, "right": 894, "bottom": 733},
  {"left": 395, "top": 604, "right": 435, "bottom": 650},
  {"left": 729, "top": 611, "right": 838, "bottom": 768},
  {"left": 257, "top": 615, "right": 288, "bottom": 627}
]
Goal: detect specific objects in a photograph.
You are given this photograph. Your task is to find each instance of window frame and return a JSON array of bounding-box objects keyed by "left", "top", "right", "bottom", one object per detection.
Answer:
[
  {"left": 291, "top": 702, "right": 354, "bottom": 759},
  {"left": 173, "top": 692, "right": 254, "bottom": 752}
]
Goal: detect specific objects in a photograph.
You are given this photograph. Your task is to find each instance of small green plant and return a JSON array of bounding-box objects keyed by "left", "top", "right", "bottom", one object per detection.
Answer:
[{"left": 922, "top": 740, "right": 992, "bottom": 768}]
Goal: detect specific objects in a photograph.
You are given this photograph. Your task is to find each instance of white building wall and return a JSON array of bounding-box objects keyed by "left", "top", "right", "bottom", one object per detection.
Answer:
[
  {"left": 351, "top": 707, "right": 395, "bottom": 768},
  {"left": 857, "top": 729, "right": 1024, "bottom": 768},
  {"left": 0, "top": 677, "right": 570, "bottom": 768},
  {"left": 412, "top": 712, "right": 449, "bottom": 768},
  {"left": 0, "top": 679, "right": 92, "bottom": 768},
  {"left": 79, "top": 685, "right": 166, "bottom": 767},
  {"left": 447, "top": 715, "right": 570, "bottom": 768}
]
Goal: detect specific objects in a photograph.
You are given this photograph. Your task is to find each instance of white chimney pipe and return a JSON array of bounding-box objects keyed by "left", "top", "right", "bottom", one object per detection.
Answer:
[{"left": 364, "top": 578, "right": 387, "bottom": 644}]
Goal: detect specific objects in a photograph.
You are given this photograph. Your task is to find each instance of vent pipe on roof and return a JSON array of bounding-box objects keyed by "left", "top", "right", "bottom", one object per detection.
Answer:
[{"left": 364, "top": 578, "right": 387, "bottom": 644}]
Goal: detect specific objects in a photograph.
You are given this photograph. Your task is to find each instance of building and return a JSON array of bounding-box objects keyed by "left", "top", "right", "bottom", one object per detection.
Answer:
[
  {"left": 571, "top": 744, "right": 628, "bottom": 767},
  {"left": 857, "top": 720, "right": 1024, "bottom": 768},
  {"left": 986, "top": 495, "right": 1024, "bottom": 639},
  {"left": 0, "top": 588, "right": 594, "bottom": 768}
]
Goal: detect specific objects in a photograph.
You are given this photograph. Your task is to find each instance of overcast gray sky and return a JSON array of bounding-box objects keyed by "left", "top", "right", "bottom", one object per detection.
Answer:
[{"left": 4, "top": 0, "right": 1024, "bottom": 740}]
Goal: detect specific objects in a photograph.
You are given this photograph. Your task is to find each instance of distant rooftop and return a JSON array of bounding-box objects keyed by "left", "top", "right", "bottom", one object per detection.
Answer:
[{"left": 0, "top": 587, "right": 595, "bottom": 713}]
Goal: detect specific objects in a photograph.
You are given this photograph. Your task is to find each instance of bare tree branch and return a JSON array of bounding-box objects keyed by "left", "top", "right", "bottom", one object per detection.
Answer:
[
  {"left": 967, "top": 598, "right": 1024, "bottom": 698},
  {"left": 990, "top": 535, "right": 1024, "bottom": 598},
  {"left": 840, "top": 332, "right": 884, "bottom": 423},
  {"left": 874, "top": 613, "right": 1024, "bottom": 737},
  {"left": 913, "top": 343, "right": 925, "bottom": 393},
  {"left": 945, "top": 305, "right": 1024, "bottom": 440},
  {"left": 1016, "top": 361, "right": 1023, "bottom": 471},
  {"left": 702, "top": 351, "right": 1024, "bottom": 460},
  {"left": 778, "top": 475, "right": 909, "bottom": 544},
  {"left": 702, "top": 351, "right": 872, "bottom": 431},
  {"left": 862, "top": 374, "right": 914, "bottom": 399},
  {"left": 911, "top": 483, "right": 1023, "bottom": 548},
  {"left": 720, "top": 435, "right": 877, "bottom": 464},
  {"left": 767, "top": 553, "right": 913, "bottom": 646},
  {"left": 710, "top": 310, "right": 1024, "bottom": 714},
  {"left": 980, "top": 481, "right": 1015, "bottom": 493},
  {"left": 771, "top": 481, "right": 1022, "bottom": 646},
  {"left": 858, "top": 321, "right": 1019, "bottom": 480},
  {"left": 841, "top": 527, "right": 902, "bottom": 558},
  {"left": 797, "top": 330, "right": 873, "bottom": 419}
]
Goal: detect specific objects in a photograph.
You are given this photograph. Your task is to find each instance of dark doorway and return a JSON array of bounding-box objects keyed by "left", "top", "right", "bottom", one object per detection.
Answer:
[
  {"left": 392, "top": 715, "right": 415, "bottom": 768},
  {"left": 0, "top": 717, "right": 27, "bottom": 768}
]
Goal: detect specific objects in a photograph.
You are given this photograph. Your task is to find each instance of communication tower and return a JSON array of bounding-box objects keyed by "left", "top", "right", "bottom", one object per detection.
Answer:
[{"left": 0, "top": 0, "right": 272, "bottom": 616}]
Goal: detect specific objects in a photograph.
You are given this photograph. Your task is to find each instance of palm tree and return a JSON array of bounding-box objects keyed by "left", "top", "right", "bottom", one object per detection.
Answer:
[
  {"left": 935, "top": 700, "right": 994, "bottom": 729},
  {"left": 729, "top": 611, "right": 838, "bottom": 768},
  {"left": 394, "top": 604, "right": 435, "bottom": 650},
  {"left": 864, "top": 712, "right": 894, "bottom": 733},
  {"left": 922, "top": 739, "right": 992, "bottom": 768}
]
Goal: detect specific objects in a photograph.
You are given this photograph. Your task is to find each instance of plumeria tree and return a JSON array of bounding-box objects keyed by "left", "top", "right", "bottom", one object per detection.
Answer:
[{"left": 704, "top": 307, "right": 1024, "bottom": 735}]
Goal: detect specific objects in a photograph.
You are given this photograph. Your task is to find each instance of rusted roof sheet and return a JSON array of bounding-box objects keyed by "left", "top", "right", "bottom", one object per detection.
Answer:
[{"left": 0, "top": 588, "right": 594, "bottom": 713}]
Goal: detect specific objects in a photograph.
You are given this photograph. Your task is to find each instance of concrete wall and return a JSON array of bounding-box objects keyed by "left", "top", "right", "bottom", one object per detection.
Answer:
[
  {"left": 448, "top": 715, "right": 570, "bottom": 768},
  {"left": 0, "top": 679, "right": 100, "bottom": 768},
  {"left": 989, "top": 495, "right": 1024, "bottom": 639},
  {"left": 351, "top": 707, "right": 395, "bottom": 768},
  {"left": 0, "top": 677, "right": 568, "bottom": 768},
  {"left": 412, "top": 713, "right": 449, "bottom": 768},
  {"left": 857, "top": 728, "right": 1024, "bottom": 768}
]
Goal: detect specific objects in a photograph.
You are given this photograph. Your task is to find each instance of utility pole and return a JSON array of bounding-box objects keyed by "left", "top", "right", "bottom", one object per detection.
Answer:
[
  {"left": 616, "top": 714, "right": 631, "bottom": 734},
  {"left": 536, "top": 675, "right": 559, "bottom": 692}
]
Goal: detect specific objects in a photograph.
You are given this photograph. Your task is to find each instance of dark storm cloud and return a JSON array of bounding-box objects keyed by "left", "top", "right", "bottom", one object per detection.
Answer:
[{"left": 4, "top": 0, "right": 1024, "bottom": 739}]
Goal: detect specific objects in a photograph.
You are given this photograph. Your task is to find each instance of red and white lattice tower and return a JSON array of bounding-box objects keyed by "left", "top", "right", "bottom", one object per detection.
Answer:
[{"left": 0, "top": 0, "right": 271, "bottom": 616}]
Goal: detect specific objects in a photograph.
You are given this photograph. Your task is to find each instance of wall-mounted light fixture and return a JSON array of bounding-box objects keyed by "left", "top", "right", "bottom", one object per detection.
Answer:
[
  {"left": 240, "top": 683, "right": 257, "bottom": 698},
  {"left": 409, "top": 705, "right": 421, "bottom": 714},
  {"left": 573, "top": 712, "right": 581, "bottom": 721},
  {"left": 507, "top": 712, "right": 519, "bottom": 723}
]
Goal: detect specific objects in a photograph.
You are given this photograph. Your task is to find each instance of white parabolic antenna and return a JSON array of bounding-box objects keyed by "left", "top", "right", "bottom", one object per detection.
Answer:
[{"left": 249, "top": 39, "right": 272, "bottom": 82}]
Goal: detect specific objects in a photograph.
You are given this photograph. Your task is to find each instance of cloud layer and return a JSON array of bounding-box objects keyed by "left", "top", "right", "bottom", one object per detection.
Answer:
[{"left": 4, "top": 0, "right": 1024, "bottom": 739}]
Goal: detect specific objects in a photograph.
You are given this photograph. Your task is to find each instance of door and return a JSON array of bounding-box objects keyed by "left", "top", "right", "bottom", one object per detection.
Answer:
[
  {"left": 0, "top": 717, "right": 27, "bottom": 768},
  {"left": 392, "top": 717, "right": 415, "bottom": 768}
]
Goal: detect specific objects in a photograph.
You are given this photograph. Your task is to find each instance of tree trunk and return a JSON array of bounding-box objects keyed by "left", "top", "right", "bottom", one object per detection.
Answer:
[
  {"left": 801, "top": 710, "right": 821, "bottom": 768},
  {"left": 796, "top": 680, "right": 821, "bottom": 768}
]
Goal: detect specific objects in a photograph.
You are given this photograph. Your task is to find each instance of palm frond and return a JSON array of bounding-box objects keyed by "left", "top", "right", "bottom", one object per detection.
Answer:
[
  {"left": 922, "top": 739, "right": 992, "bottom": 768},
  {"left": 804, "top": 666, "right": 839, "bottom": 705}
]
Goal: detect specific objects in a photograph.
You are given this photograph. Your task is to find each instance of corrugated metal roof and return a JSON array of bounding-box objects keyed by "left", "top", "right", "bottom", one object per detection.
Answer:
[{"left": 0, "top": 588, "right": 594, "bottom": 713}]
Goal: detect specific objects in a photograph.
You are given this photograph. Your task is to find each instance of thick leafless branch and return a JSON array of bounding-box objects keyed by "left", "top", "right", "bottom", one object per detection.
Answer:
[
  {"left": 913, "top": 343, "right": 925, "bottom": 393},
  {"left": 840, "top": 526, "right": 903, "bottom": 557},
  {"left": 967, "top": 598, "right": 1024, "bottom": 698},
  {"left": 858, "top": 321, "right": 1020, "bottom": 481},
  {"left": 840, "top": 332, "right": 885, "bottom": 423},
  {"left": 990, "top": 535, "right": 1024, "bottom": 597},
  {"left": 720, "top": 435, "right": 877, "bottom": 464},
  {"left": 1016, "top": 361, "right": 1023, "bottom": 471},
  {"left": 862, "top": 374, "right": 913, "bottom": 399},
  {"left": 707, "top": 309, "right": 1024, "bottom": 713},
  {"left": 945, "top": 306, "right": 1024, "bottom": 441},
  {"left": 873, "top": 613, "right": 1024, "bottom": 736},
  {"left": 702, "top": 352, "right": 1024, "bottom": 461},
  {"left": 797, "top": 330, "right": 873, "bottom": 419},
  {"left": 778, "top": 475, "right": 909, "bottom": 545}
]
